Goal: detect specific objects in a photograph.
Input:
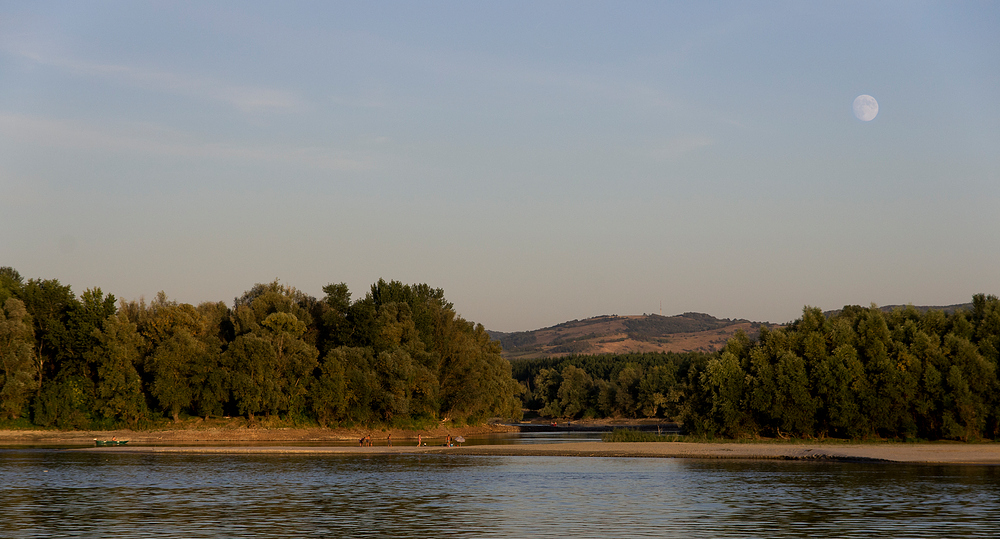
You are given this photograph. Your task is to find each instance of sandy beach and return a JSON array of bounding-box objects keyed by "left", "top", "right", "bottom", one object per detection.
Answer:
[
  {"left": 76, "top": 441, "right": 1000, "bottom": 464},
  {"left": 0, "top": 423, "right": 516, "bottom": 447},
  {"left": 3, "top": 428, "right": 999, "bottom": 464}
]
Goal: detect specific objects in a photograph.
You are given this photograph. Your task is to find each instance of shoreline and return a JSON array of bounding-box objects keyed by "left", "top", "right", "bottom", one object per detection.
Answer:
[
  {"left": 0, "top": 423, "right": 519, "bottom": 447},
  {"left": 0, "top": 418, "right": 671, "bottom": 446},
  {"left": 64, "top": 441, "right": 1000, "bottom": 465},
  {"left": 3, "top": 426, "right": 999, "bottom": 464}
]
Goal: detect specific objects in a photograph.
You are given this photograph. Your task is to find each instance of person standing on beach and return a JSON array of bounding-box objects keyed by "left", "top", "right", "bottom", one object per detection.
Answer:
[
  {"left": 417, "top": 434, "right": 422, "bottom": 447},
  {"left": 387, "top": 433, "right": 392, "bottom": 447}
]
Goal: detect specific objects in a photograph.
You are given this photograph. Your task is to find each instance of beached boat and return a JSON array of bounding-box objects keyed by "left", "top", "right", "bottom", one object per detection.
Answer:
[{"left": 94, "top": 440, "right": 129, "bottom": 446}]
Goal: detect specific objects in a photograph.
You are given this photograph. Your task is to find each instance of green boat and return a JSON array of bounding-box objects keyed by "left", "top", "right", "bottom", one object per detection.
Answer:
[{"left": 94, "top": 440, "right": 129, "bottom": 446}]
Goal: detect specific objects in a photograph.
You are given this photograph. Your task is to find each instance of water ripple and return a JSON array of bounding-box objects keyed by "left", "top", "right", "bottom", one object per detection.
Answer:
[{"left": 1, "top": 450, "right": 998, "bottom": 538}]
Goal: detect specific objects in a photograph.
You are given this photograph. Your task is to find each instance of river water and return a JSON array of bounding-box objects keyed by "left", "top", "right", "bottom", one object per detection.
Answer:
[{"left": 2, "top": 446, "right": 999, "bottom": 538}]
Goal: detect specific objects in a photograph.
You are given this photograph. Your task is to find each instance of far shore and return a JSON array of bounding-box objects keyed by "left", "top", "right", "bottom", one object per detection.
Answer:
[
  {"left": 3, "top": 427, "right": 1000, "bottom": 465},
  {"left": 0, "top": 423, "right": 518, "bottom": 447},
  {"left": 66, "top": 441, "right": 1000, "bottom": 465}
]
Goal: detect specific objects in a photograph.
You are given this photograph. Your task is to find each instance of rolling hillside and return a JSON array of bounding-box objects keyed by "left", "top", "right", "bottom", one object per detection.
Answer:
[
  {"left": 488, "top": 313, "right": 770, "bottom": 360},
  {"left": 491, "top": 302, "right": 976, "bottom": 360}
]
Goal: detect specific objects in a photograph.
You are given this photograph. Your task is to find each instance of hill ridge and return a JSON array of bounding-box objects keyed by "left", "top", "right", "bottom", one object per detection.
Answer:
[
  {"left": 493, "top": 302, "right": 975, "bottom": 360},
  {"left": 489, "top": 312, "right": 767, "bottom": 360}
]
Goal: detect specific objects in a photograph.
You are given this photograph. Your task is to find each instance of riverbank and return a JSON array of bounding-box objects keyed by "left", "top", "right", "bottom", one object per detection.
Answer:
[
  {"left": 0, "top": 423, "right": 518, "bottom": 447},
  {"left": 5, "top": 424, "right": 1000, "bottom": 465},
  {"left": 0, "top": 417, "right": 677, "bottom": 446},
  {"left": 440, "top": 441, "right": 1000, "bottom": 464},
  {"left": 50, "top": 440, "right": 1000, "bottom": 465}
]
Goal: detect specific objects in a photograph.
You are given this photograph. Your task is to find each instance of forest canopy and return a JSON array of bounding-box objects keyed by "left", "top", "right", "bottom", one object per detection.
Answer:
[
  {"left": 0, "top": 267, "right": 522, "bottom": 429},
  {"left": 3, "top": 265, "right": 997, "bottom": 441},
  {"left": 513, "top": 296, "right": 1000, "bottom": 441}
]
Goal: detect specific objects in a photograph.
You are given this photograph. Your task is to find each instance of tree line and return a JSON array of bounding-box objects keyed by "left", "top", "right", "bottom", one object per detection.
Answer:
[
  {"left": 515, "top": 352, "right": 702, "bottom": 419},
  {"left": 515, "top": 295, "right": 1000, "bottom": 440},
  {"left": 0, "top": 267, "right": 522, "bottom": 429}
]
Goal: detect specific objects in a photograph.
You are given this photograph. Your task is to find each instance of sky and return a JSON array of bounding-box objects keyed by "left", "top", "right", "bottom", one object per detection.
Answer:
[{"left": 1, "top": 1, "right": 998, "bottom": 332}]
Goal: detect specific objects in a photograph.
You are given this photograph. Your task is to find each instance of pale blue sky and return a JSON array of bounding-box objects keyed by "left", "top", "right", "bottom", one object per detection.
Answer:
[{"left": 1, "top": 1, "right": 997, "bottom": 331}]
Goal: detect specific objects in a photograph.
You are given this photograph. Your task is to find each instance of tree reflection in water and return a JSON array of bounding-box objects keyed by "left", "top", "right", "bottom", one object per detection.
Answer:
[{"left": 1, "top": 450, "right": 999, "bottom": 538}]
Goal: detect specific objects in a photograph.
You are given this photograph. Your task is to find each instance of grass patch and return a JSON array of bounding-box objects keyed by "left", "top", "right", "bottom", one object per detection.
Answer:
[
  {"left": 601, "top": 428, "right": 682, "bottom": 443},
  {"left": 388, "top": 415, "right": 441, "bottom": 431},
  {"left": 0, "top": 417, "right": 40, "bottom": 430}
]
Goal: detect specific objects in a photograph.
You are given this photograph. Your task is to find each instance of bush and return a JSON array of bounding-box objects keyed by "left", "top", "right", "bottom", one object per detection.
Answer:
[{"left": 601, "top": 428, "right": 679, "bottom": 442}]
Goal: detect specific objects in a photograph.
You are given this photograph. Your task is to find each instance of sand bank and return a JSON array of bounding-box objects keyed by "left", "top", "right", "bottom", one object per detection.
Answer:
[
  {"left": 54, "top": 441, "right": 1000, "bottom": 465},
  {"left": 5, "top": 427, "right": 999, "bottom": 464},
  {"left": 0, "top": 424, "right": 516, "bottom": 447}
]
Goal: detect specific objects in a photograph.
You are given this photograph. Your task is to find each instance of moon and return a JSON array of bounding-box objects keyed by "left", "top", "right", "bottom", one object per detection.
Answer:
[{"left": 853, "top": 94, "right": 878, "bottom": 121}]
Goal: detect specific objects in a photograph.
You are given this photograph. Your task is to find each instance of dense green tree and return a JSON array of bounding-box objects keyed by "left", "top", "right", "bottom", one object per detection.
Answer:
[
  {"left": 940, "top": 333, "right": 993, "bottom": 440},
  {"left": 334, "top": 346, "right": 381, "bottom": 424},
  {"left": 812, "top": 344, "right": 862, "bottom": 437},
  {"left": 262, "top": 311, "right": 320, "bottom": 417},
  {"left": 534, "top": 368, "right": 563, "bottom": 417},
  {"left": 148, "top": 328, "right": 202, "bottom": 422},
  {"left": 593, "top": 378, "right": 616, "bottom": 417},
  {"left": 317, "top": 282, "right": 353, "bottom": 352},
  {"left": 5, "top": 273, "right": 532, "bottom": 428},
  {"left": 702, "top": 350, "right": 755, "bottom": 437},
  {"left": 0, "top": 298, "right": 37, "bottom": 419},
  {"left": 226, "top": 332, "right": 278, "bottom": 419},
  {"left": 189, "top": 301, "right": 230, "bottom": 419},
  {"left": 32, "top": 374, "right": 93, "bottom": 429},
  {"left": 17, "top": 278, "right": 78, "bottom": 385},
  {"left": 225, "top": 283, "right": 320, "bottom": 419},
  {"left": 0, "top": 267, "right": 23, "bottom": 305},
  {"left": 438, "top": 319, "right": 521, "bottom": 421},
  {"left": 614, "top": 364, "right": 642, "bottom": 417},
  {"left": 122, "top": 294, "right": 230, "bottom": 420},
  {"left": 557, "top": 365, "right": 592, "bottom": 418},
  {"left": 311, "top": 349, "right": 346, "bottom": 427},
  {"left": 19, "top": 283, "right": 114, "bottom": 426},
  {"left": 88, "top": 313, "right": 147, "bottom": 427}
]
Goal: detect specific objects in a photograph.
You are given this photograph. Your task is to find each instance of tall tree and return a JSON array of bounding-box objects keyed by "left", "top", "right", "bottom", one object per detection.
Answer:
[
  {"left": 148, "top": 327, "right": 202, "bottom": 422},
  {"left": 88, "top": 313, "right": 147, "bottom": 427},
  {"left": 225, "top": 283, "right": 320, "bottom": 419},
  {"left": 0, "top": 298, "right": 37, "bottom": 419},
  {"left": 557, "top": 365, "right": 593, "bottom": 419},
  {"left": 0, "top": 267, "right": 23, "bottom": 305}
]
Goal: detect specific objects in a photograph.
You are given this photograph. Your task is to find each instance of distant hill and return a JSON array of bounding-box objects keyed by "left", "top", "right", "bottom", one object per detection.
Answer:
[
  {"left": 823, "top": 303, "right": 973, "bottom": 318},
  {"left": 488, "top": 313, "right": 770, "bottom": 360},
  {"left": 491, "top": 303, "right": 977, "bottom": 360}
]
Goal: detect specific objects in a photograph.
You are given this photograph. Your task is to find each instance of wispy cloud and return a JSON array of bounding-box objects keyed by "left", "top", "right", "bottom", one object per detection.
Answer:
[
  {"left": 330, "top": 93, "right": 391, "bottom": 109},
  {"left": 649, "top": 135, "right": 714, "bottom": 159},
  {"left": 8, "top": 45, "right": 300, "bottom": 112},
  {"left": 0, "top": 113, "right": 369, "bottom": 171}
]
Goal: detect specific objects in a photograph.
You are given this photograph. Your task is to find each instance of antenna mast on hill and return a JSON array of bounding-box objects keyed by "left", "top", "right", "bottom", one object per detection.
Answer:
[{"left": 660, "top": 300, "right": 662, "bottom": 316}]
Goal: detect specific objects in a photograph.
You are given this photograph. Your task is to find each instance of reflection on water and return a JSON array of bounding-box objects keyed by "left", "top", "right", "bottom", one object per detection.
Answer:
[
  {"left": 477, "top": 431, "right": 604, "bottom": 444},
  {"left": 2, "top": 449, "right": 998, "bottom": 538}
]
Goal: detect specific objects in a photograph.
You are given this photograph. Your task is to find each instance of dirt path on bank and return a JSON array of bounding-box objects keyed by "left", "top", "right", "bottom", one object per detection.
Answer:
[
  {"left": 5, "top": 425, "right": 1000, "bottom": 465},
  {"left": 100, "top": 441, "right": 1000, "bottom": 464},
  {"left": 0, "top": 424, "right": 518, "bottom": 446},
  {"left": 439, "top": 441, "right": 1000, "bottom": 464}
]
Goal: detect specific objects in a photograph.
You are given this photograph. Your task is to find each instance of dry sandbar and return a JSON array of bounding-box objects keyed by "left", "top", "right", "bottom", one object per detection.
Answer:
[{"left": 65, "top": 441, "right": 1000, "bottom": 465}]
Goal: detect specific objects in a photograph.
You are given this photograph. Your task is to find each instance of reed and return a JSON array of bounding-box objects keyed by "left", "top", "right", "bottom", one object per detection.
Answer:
[{"left": 601, "top": 428, "right": 681, "bottom": 442}]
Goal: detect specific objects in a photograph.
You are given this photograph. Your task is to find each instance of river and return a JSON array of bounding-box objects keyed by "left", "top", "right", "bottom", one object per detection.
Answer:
[{"left": 2, "top": 446, "right": 998, "bottom": 538}]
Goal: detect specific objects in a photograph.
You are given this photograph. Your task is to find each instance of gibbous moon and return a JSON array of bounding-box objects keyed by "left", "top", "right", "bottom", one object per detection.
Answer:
[{"left": 853, "top": 94, "right": 878, "bottom": 121}]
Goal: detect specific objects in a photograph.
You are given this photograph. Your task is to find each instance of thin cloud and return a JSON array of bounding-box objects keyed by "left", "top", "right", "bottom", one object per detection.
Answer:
[
  {"left": 10, "top": 46, "right": 300, "bottom": 112},
  {"left": 649, "top": 135, "right": 714, "bottom": 159},
  {"left": 0, "top": 113, "right": 369, "bottom": 171},
  {"left": 330, "top": 93, "right": 391, "bottom": 109}
]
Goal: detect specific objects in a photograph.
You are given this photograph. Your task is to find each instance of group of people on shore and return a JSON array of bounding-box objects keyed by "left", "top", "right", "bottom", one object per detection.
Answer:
[{"left": 357, "top": 433, "right": 447, "bottom": 448}]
